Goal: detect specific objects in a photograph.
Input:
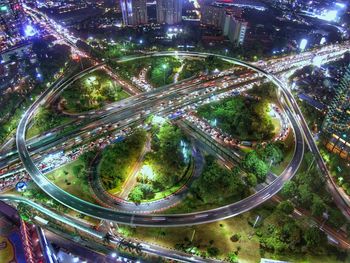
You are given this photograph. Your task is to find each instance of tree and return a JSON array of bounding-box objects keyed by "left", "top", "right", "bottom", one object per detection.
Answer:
[
  {"left": 207, "top": 247, "right": 220, "bottom": 257},
  {"left": 328, "top": 208, "right": 347, "bottom": 228},
  {"left": 277, "top": 200, "right": 294, "bottom": 215},
  {"left": 227, "top": 252, "right": 239, "bottom": 263},
  {"left": 311, "top": 195, "right": 326, "bottom": 217},
  {"left": 246, "top": 173, "right": 257, "bottom": 187},
  {"left": 72, "top": 164, "right": 84, "bottom": 177},
  {"left": 281, "top": 181, "right": 297, "bottom": 199},
  {"left": 191, "top": 156, "right": 245, "bottom": 203},
  {"left": 139, "top": 184, "right": 155, "bottom": 199},
  {"left": 257, "top": 143, "right": 284, "bottom": 165},
  {"left": 99, "top": 130, "right": 146, "bottom": 190},
  {"left": 197, "top": 96, "right": 274, "bottom": 141},
  {"left": 32, "top": 39, "right": 70, "bottom": 81},
  {"left": 129, "top": 186, "right": 143, "bottom": 203},
  {"left": 149, "top": 123, "right": 186, "bottom": 187},
  {"left": 281, "top": 221, "right": 302, "bottom": 250},
  {"left": 249, "top": 82, "right": 276, "bottom": 100},
  {"left": 230, "top": 234, "right": 241, "bottom": 242},
  {"left": 34, "top": 106, "right": 65, "bottom": 133},
  {"left": 304, "top": 227, "right": 325, "bottom": 248},
  {"left": 298, "top": 184, "right": 313, "bottom": 207},
  {"left": 242, "top": 152, "right": 268, "bottom": 182}
]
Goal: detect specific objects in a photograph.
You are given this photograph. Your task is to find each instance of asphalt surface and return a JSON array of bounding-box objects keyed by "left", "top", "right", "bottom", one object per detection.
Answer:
[
  {"left": 0, "top": 195, "right": 220, "bottom": 263},
  {"left": 15, "top": 52, "right": 306, "bottom": 226}
]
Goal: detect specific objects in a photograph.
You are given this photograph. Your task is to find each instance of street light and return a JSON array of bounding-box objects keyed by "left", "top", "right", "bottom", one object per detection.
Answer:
[{"left": 162, "top": 64, "right": 167, "bottom": 85}]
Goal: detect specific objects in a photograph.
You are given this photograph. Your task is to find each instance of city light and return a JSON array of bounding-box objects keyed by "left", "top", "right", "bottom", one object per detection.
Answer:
[
  {"left": 1, "top": 2, "right": 350, "bottom": 262},
  {"left": 0, "top": 5, "right": 8, "bottom": 12},
  {"left": 316, "top": 10, "right": 338, "bottom": 22},
  {"left": 24, "top": 24, "right": 37, "bottom": 37},
  {"left": 299, "top": 39, "right": 308, "bottom": 51},
  {"left": 140, "top": 165, "right": 155, "bottom": 180},
  {"left": 152, "top": 115, "right": 166, "bottom": 125},
  {"left": 335, "top": 3, "right": 346, "bottom": 9},
  {"left": 312, "top": 56, "right": 323, "bottom": 67}
]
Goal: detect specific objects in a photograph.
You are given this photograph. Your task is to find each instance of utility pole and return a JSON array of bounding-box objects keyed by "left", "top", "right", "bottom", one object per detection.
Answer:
[{"left": 190, "top": 229, "right": 196, "bottom": 242}]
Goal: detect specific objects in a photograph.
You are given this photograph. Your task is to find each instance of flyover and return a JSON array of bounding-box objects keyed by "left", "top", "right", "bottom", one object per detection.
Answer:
[{"left": 14, "top": 51, "right": 307, "bottom": 226}]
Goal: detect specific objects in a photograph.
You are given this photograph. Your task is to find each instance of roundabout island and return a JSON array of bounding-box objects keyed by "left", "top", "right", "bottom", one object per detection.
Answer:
[{"left": 11, "top": 51, "right": 306, "bottom": 227}]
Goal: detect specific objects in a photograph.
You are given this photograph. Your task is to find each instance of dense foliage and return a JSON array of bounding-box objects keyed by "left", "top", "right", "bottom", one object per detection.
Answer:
[
  {"left": 145, "top": 123, "right": 187, "bottom": 187},
  {"left": 31, "top": 106, "right": 69, "bottom": 134},
  {"left": 197, "top": 96, "right": 274, "bottom": 141},
  {"left": 241, "top": 142, "right": 285, "bottom": 183},
  {"left": 31, "top": 39, "right": 70, "bottom": 80},
  {"left": 241, "top": 151, "right": 268, "bottom": 182},
  {"left": 99, "top": 130, "right": 146, "bottom": 191},
  {"left": 147, "top": 57, "right": 181, "bottom": 87},
  {"left": 281, "top": 152, "right": 348, "bottom": 229},
  {"left": 178, "top": 58, "right": 206, "bottom": 80},
  {"left": 61, "top": 70, "right": 128, "bottom": 112},
  {"left": 191, "top": 156, "right": 246, "bottom": 203},
  {"left": 248, "top": 82, "right": 277, "bottom": 101},
  {"left": 252, "top": 200, "right": 343, "bottom": 259},
  {"left": 0, "top": 39, "right": 71, "bottom": 144},
  {"left": 128, "top": 123, "right": 188, "bottom": 202}
]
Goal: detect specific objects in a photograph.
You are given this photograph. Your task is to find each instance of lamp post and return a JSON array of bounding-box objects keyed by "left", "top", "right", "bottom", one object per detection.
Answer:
[{"left": 162, "top": 64, "right": 167, "bottom": 85}]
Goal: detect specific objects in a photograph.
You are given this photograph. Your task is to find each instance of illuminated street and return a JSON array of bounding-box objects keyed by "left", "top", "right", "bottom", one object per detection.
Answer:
[{"left": 0, "top": 0, "right": 349, "bottom": 262}]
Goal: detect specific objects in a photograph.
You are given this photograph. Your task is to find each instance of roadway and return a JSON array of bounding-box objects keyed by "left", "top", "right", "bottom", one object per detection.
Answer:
[
  {"left": 88, "top": 146, "right": 204, "bottom": 213},
  {"left": 0, "top": 195, "right": 220, "bottom": 263},
  {"left": 15, "top": 52, "right": 306, "bottom": 226},
  {"left": 1, "top": 44, "right": 347, "bottom": 175}
]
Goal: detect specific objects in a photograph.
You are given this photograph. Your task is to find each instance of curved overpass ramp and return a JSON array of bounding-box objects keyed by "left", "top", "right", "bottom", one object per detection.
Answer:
[{"left": 16, "top": 52, "right": 305, "bottom": 227}]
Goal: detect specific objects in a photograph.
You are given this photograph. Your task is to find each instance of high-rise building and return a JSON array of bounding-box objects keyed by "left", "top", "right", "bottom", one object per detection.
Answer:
[
  {"left": 0, "top": 0, "right": 26, "bottom": 50},
  {"left": 200, "top": 5, "right": 225, "bottom": 28},
  {"left": 222, "top": 15, "right": 247, "bottom": 46},
  {"left": 156, "top": 0, "right": 182, "bottom": 25},
  {"left": 322, "top": 65, "right": 350, "bottom": 160},
  {"left": 120, "top": 0, "right": 148, "bottom": 26}
]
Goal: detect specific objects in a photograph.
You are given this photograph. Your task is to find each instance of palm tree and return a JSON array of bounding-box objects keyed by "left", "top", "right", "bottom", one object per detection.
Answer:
[{"left": 102, "top": 232, "right": 113, "bottom": 244}]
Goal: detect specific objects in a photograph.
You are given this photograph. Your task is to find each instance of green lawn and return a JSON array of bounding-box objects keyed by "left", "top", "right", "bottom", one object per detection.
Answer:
[
  {"left": 117, "top": 206, "right": 347, "bottom": 263},
  {"left": 46, "top": 159, "right": 97, "bottom": 204},
  {"left": 26, "top": 115, "right": 73, "bottom": 139},
  {"left": 117, "top": 213, "right": 260, "bottom": 262}
]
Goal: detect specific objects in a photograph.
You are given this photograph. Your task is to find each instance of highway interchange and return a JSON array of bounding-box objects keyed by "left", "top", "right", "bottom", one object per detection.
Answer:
[
  {"left": 10, "top": 51, "right": 308, "bottom": 227},
  {"left": 0, "top": 45, "right": 349, "bottom": 263},
  {"left": 0, "top": 43, "right": 348, "bottom": 226},
  {"left": 0, "top": 37, "right": 348, "bottom": 228},
  {"left": 0, "top": 4, "right": 347, "bottom": 261}
]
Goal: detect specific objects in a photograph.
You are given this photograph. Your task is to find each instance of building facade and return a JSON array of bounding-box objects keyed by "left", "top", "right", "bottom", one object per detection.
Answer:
[
  {"left": 200, "top": 5, "right": 225, "bottom": 28},
  {"left": 322, "top": 65, "right": 350, "bottom": 160},
  {"left": 120, "top": 0, "right": 148, "bottom": 26},
  {"left": 0, "top": 0, "right": 26, "bottom": 51},
  {"left": 156, "top": 0, "right": 182, "bottom": 25},
  {"left": 223, "top": 15, "right": 247, "bottom": 46}
]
